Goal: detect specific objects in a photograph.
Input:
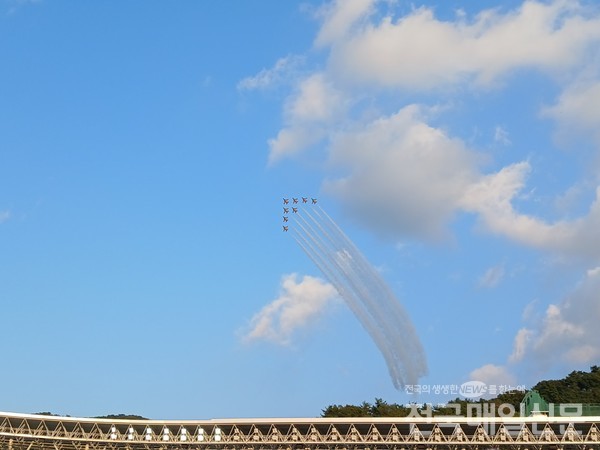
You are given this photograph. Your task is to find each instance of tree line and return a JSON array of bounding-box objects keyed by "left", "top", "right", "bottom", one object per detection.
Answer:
[{"left": 322, "top": 366, "right": 600, "bottom": 417}]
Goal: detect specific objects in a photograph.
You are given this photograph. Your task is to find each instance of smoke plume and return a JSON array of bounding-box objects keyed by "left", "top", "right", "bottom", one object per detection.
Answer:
[{"left": 292, "top": 206, "right": 427, "bottom": 389}]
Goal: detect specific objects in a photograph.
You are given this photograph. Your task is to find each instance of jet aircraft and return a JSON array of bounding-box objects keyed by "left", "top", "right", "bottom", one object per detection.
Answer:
[
  {"left": 292, "top": 198, "right": 298, "bottom": 204},
  {"left": 311, "top": 198, "right": 317, "bottom": 204},
  {"left": 283, "top": 216, "right": 289, "bottom": 222},
  {"left": 283, "top": 226, "right": 288, "bottom": 232},
  {"left": 283, "top": 198, "right": 289, "bottom": 204},
  {"left": 292, "top": 207, "right": 298, "bottom": 213},
  {"left": 283, "top": 207, "right": 289, "bottom": 213},
  {"left": 302, "top": 197, "right": 308, "bottom": 203}
]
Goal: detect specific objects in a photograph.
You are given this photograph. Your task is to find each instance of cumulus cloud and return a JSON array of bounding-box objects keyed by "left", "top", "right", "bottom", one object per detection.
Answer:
[
  {"left": 325, "top": 1, "right": 600, "bottom": 89},
  {"left": 324, "top": 105, "right": 479, "bottom": 240},
  {"left": 543, "top": 78, "right": 600, "bottom": 146},
  {"left": 241, "top": 274, "right": 339, "bottom": 345},
  {"left": 314, "top": 0, "right": 375, "bottom": 47},
  {"left": 252, "top": 0, "right": 600, "bottom": 256},
  {"left": 270, "top": 93, "right": 600, "bottom": 255},
  {"left": 470, "top": 363, "right": 517, "bottom": 387},
  {"left": 461, "top": 164, "right": 600, "bottom": 258},
  {"left": 512, "top": 267, "right": 600, "bottom": 366},
  {"left": 268, "top": 73, "right": 347, "bottom": 164}
]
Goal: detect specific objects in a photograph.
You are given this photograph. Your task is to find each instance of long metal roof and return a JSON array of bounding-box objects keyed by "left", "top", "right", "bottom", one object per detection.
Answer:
[{"left": 2, "top": 409, "right": 600, "bottom": 449}]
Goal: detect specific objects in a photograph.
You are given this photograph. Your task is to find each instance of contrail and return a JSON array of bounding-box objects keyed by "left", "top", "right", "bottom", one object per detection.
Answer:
[
  {"left": 293, "top": 218, "right": 404, "bottom": 385},
  {"left": 291, "top": 205, "right": 427, "bottom": 389}
]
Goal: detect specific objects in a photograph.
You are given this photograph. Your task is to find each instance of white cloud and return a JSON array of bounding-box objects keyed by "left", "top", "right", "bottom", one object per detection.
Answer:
[
  {"left": 470, "top": 363, "right": 517, "bottom": 387},
  {"left": 543, "top": 78, "right": 600, "bottom": 146},
  {"left": 286, "top": 73, "right": 344, "bottom": 123},
  {"left": 268, "top": 73, "right": 347, "bottom": 164},
  {"left": 461, "top": 165, "right": 600, "bottom": 258},
  {"left": 314, "top": 0, "right": 375, "bottom": 47},
  {"left": 268, "top": 127, "right": 325, "bottom": 164},
  {"left": 554, "top": 183, "right": 587, "bottom": 217},
  {"left": 479, "top": 264, "right": 505, "bottom": 288},
  {"left": 256, "top": 1, "right": 600, "bottom": 258},
  {"left": 241, "top": 274, "right": 339, "bottom": 346},
  {"left": 269, "top": 90, "right": 600, "bottom": 251},
  {"left": 326, "top": 1, "right": 600, "bottom": 90},
  {"left": 237, "top": 55, "right": 303, "bottom": 91},
  {"left": 324, "top": 105, "right": 479, "bottom": 240},
  {"left": 512, "top": 267, "right": 600, "bottom": 366},
  {"left": 268, "top": 90, "right": 600, "bottom": 257}
]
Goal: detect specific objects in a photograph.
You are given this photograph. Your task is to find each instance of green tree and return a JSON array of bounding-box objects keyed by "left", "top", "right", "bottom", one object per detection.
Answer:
[
  {"left": 94, "top": 414, "right": 149, "bottom": 420},
  {"left": 534, "top": 367, "right": 600, "bottom": 403},
  {"left": 370, "top": 398, "right": 412, "bottom": 417},
  {"left": 321, "top": 402, "right": 371, "bottom": 417}
]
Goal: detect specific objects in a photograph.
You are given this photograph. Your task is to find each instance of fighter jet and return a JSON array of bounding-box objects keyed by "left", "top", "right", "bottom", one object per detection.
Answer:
[
  {"left": 311, "top": 198, "right": 318, "bottom": 204},
  {"left": 283, "top": 198, "right": 289, "bottom": 204},
  {"left": 292, "top": 198, "right": 299, "bottom": 204},
  {"left": 283, "top": 207, "right": 289, "bottom": 214},
  {"left": 283, "top": 226, "right": 288, "bottom": 232},
  {"left": 292, "top": 207, "right": 298, "bottom": 213},
  {"left": 283, "top": 216, "right": 289, "bottom": 222},
  {"left": 302, "top": 197, "right": 308, "bottom": 203}
]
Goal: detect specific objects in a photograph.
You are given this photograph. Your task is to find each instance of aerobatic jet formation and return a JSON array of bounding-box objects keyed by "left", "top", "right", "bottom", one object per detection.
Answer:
[
  {"left": 282, "top": 196, "right": 317, "bottom": 205},
  {"left": 281, "top": 196, "right": 318, "bottom": 230}
]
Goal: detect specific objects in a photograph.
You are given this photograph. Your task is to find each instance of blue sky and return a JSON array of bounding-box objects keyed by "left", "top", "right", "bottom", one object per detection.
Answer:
[{"left": 2, "top": 0, "right": 600, "bottom": 419}]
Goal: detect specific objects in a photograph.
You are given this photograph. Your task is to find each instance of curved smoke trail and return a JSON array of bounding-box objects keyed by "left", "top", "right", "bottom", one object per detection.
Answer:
[{"left": 291, "top": 205, "right": 427, "bottom": 389}]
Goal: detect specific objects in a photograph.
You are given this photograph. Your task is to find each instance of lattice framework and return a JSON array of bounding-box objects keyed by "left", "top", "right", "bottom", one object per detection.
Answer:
[{"left": 2, "top": 411, "right": 600, "bottom": 450}]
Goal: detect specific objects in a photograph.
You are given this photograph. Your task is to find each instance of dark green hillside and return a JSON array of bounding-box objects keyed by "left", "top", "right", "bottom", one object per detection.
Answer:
[{"left": 533, "top": 366, "right": 600, "bottom": 403}]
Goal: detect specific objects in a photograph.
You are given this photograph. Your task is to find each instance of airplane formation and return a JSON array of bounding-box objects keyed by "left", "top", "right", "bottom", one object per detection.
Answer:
[
  {"left": 282, "top": 197, "right": 317, "bottom": 231},
  {"left": 282, "top": 197, "right": 317, "bottom": 205}
]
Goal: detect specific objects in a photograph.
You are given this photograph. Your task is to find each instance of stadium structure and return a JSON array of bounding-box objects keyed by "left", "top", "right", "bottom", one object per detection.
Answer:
[{"left": 2, "top": 408, "right": 600, "bottom": 450}]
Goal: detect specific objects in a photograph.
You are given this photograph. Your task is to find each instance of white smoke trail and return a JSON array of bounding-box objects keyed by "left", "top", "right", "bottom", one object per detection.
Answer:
[
  {"left": 292, "top": 206, "right": 427, "bottom": 388},
  {"left": 316, "top": 207, "right": 426, "bottom": 385},
  {"left": 293, "top": 218, "right": 405, "bottom": 385}
]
